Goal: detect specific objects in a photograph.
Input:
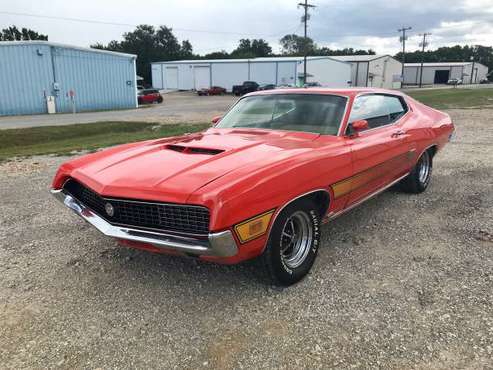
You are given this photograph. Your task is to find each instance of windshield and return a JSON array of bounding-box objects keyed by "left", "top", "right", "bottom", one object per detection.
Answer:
[{"left": 216, "top": 94, "right": 347, "bottom": 135}]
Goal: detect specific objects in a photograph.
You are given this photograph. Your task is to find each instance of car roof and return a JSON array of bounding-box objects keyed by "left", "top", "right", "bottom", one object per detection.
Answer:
[{"left": 247, "top": 87, "right": 405, "bottom": 98}]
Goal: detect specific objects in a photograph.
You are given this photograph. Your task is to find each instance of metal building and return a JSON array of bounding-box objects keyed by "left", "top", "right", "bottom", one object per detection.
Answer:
[
  {"left": 403, "top": 62, "right": 489, "bottom": 85},
  {"left": 151, "top": 56, "right": 352, "bottom": 92},
  {"left": 0, "top": 41, "right": 137, "bottom": 116},
  {"left": 331, "top": 55, "right": 403, "bottom": 89}
]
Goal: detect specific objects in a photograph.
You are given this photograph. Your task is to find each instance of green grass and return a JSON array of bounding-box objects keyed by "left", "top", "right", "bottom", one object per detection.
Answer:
[
  {"left": 0, "top": 121, "right": 209, "bottom": 162},
  {"left": 407, "top": 87, "right": 493, "bottom": 109}
]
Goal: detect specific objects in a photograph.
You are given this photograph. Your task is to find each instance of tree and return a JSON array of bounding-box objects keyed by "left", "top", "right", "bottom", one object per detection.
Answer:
[
  {"left": 204, "top": 50, "right": 230, "bottom": 59},
  {"left": 0, "top": 26, "right": 48, "bottom": 41},
  {"left": 279, "top": 34, "right": 316, "bottom": 56},
  {"left": 230, "top": 38, "right": 272, "bottom": 58},
  {"left": 315, "top": 47, "right": 375, "bottom": 56},
  {"left": 93, "top": 25, "right": 195, "bottom": 83}
]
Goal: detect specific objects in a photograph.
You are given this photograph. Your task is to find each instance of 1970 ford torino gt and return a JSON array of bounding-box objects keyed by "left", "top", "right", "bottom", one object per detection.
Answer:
[{"left": 52, "top": 88, "right": 454, "bottom": 285}]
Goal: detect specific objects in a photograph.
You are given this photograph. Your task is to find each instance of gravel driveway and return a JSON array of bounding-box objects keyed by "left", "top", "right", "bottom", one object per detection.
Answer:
[{"left": 0, "top": 109, "right": 492, "bottom": 369}]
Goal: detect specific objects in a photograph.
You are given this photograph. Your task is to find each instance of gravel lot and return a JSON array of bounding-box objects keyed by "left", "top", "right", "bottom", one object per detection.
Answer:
[{"left": 0, "top": 108, "right": 492, "bottom": 369}]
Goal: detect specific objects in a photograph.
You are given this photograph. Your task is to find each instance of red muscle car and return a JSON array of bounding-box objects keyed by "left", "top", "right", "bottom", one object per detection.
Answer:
[{"left": 51, "top": 88, "right": 454, "bottom": 286}]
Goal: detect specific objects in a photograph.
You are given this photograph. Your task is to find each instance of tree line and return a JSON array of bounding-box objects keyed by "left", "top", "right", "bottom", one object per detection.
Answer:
[{"left": 1, "top": 24, "right": 492, "bottom": 83}]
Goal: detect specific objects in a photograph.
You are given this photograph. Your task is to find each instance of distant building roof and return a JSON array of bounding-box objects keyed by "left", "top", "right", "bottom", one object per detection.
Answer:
[
  {"left": 331, "top": 54, "right": 394, "bottom": 62},
  {"left": 0, "top": 40, "right": 136, "bottom": 58},
  {"left": 405, "top": 62, "right": 477, "bottom": 67},
  {"left": 154, "top": 56, "right": 349, "bottom": 65}
]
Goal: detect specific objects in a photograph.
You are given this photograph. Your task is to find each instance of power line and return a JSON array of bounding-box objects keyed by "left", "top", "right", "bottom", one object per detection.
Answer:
[
  {"left": 298, "top": 0, "right": 316, "bottom": 85},
  {"left": 398, "top": 26, "right": 412, "bottom": 82},
  {"left": 0, "top": 11, "right": 294, "bottom": 38}
]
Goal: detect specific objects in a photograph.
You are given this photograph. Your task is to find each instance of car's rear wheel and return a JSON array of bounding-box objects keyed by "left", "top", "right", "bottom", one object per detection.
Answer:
[
  {"left": 261, "top": 199, "right": 321, "bottom": 286},
  {"left": 400, "top": 150, "right": 433, "bottom": 193}
]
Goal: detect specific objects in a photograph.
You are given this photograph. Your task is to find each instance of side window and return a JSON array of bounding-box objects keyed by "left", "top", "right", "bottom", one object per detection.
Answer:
[
  {"left": 386, "top": 96, "right": 406, "bottom": 122},
  {"left": 349, "top": 94, "right": 407, "bottom": 130}
]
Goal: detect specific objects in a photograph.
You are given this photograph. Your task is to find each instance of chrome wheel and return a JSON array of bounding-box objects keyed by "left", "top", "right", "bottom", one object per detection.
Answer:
[
  {"left": 418, "top": 151, "right": 431, "bottom": 185},
  {"left": 280, "top": 211, "right": 313, "bottom": 269}
]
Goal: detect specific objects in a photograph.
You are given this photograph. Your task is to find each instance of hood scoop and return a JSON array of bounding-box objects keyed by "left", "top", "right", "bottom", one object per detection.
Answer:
[{"left": 165, "top": 144, "right": 225, "bottom": 155}]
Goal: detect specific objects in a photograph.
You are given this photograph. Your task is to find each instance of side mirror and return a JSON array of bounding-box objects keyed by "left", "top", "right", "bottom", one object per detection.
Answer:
[
  {"left": 351, "top": 119, "right": 369, "bottom": 133},
  {"left": 211, "top": 116, "right": 222, "bottom": 125}
]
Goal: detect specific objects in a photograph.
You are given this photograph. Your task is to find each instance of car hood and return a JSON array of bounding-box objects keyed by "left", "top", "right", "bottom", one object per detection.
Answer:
[{"left": 69, "top": 128, "right": 330, "bottom": 203}]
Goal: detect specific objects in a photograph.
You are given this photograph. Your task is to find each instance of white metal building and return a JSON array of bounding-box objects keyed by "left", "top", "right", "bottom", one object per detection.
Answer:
[
  {"left": 151, "top": 56, "right": 352, "bottom": 91},
  {"left": 403, "top": 62, "right": 489, "bottom": 85}
]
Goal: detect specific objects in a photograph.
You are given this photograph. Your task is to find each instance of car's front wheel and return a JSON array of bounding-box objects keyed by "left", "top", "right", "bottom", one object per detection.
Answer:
[
  {"left": 261, "top": 199, "right": 321, "bottom": 286},
  {"left": 400, "top": 150, "right": 433, "bottom": 193}
]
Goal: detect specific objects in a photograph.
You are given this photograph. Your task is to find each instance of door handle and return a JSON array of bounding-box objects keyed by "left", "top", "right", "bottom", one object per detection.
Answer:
[{"left": 391, "top": 130, "right": 406, "bottom": 138}]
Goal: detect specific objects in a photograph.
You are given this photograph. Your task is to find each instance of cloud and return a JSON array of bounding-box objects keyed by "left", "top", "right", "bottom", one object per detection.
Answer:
[{"left": 1, "top": 0, "right": 491, "bottom": 55}]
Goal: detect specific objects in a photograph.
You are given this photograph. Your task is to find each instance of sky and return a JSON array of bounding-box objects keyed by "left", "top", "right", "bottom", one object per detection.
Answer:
[{"left": 1, "top": 0, "right": 492, "bottom": 55}]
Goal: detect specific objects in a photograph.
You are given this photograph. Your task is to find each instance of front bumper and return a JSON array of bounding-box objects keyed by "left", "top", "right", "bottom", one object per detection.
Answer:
[{"left": 51, "top": 189, "right": 238, "bottom": 257}]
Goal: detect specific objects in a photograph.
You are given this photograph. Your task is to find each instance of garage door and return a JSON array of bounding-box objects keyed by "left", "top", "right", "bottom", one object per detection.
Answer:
[
  {"left": 165, "top": 67, "right": 179, "bottom": 90},
  {"left": 194, "top": 66, "right": 211, "bottom": 90},
  {"left": 151, "top": 65, "right": 163, "bottom": 89}
]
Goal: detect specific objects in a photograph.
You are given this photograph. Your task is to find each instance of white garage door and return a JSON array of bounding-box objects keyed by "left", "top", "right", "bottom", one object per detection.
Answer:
[
  {"left": 194, "top": 66, "right": 211, "bottom": 90},
  {"left": 151, "top": 64, "right": 163, "bottom": 89},
  {"left": 250, "top": 62, "right": 277, "bottom": 85},
  {"left": 165, "top": 67, "right": 179, "bottom": 90}
]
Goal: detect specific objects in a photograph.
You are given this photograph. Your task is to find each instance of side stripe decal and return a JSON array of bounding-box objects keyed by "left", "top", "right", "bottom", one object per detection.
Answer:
[{"left": 331, "top": 152, "right": 411, "bottom": 199}]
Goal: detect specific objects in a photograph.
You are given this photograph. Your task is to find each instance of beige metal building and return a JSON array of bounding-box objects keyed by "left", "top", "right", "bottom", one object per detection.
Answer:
[{"left": 332, "top": 55, "right": 403, "bottom": 89}]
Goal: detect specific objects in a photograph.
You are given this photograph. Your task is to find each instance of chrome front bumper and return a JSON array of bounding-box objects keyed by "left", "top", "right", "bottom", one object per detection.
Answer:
[{"left": 51, "top": 189, "right": 238, "bottom": 257}]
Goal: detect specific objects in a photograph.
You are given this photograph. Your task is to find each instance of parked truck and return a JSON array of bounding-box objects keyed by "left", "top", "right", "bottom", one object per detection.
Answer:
[{"left": 232, "top": 81, "right": 259, "bottom": 96}]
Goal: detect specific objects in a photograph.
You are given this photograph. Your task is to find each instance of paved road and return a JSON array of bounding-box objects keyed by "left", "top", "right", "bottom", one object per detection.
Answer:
[{"left": 0, "top": 92, "right": 237, "bottom": 130}]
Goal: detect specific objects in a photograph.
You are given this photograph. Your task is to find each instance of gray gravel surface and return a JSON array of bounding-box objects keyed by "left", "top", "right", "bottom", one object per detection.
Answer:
[{"left": 0, "top": 109, "right": 492, "bottom": 369}]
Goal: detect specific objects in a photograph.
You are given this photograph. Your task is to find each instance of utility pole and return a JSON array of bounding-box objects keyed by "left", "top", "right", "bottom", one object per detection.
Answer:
[
  {"left": 298, "top": 0, "right": 316, "bottom": 86},
  {"left": 418, "top": 32, "right": 431, "bottom": 88},
  {"left": 470, "top": 46, "right": 478, "bottom": 84},
  {"left": 398, "top": 26, "right": 412, "bottom": 86}
]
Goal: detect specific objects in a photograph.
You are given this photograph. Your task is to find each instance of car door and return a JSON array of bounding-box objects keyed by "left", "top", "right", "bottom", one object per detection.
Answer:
[{"left": 344, "top": 94, "right": 413, "bottom": 205}]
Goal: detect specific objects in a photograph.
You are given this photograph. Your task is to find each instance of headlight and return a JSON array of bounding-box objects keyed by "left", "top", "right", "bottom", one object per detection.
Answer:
[{"left": 234, "top": 210, "right": 275, "bottom": 243}]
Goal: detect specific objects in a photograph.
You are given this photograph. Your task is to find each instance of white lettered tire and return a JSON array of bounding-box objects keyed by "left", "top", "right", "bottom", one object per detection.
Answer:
[{"left": 261, "top": 199, "right": 321, "bottom": 286}]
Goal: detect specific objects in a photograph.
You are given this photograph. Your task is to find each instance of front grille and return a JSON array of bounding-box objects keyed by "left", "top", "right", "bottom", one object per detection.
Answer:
[{"left": 63, "top": 179, "right": 210, "bottom": 235}]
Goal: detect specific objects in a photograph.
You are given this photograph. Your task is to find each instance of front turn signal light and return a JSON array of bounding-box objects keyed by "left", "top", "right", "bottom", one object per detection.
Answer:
[{"left": 234, "top": 210, "right": 275, "bottom": 243}]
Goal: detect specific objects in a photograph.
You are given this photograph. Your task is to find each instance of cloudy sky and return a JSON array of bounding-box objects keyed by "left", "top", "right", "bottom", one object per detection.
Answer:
[{"left": 1, "top": 0, "right": 492, "bottom": 55}]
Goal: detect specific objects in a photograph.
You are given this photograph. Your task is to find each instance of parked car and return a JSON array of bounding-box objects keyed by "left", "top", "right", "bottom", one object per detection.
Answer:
[
  {"left": 138, "top": 89, "right": 163, "bottom": 104},
  {"left": 447, "top": 78, "right": 463, "bottom": 85},
  {"left": 232, "top": 81, "right": 259, "bottom": 96},
  {"left": 479, "top": 78, "right": 491, "bottom": 84},
  {"left": 303, "top": 82, "right": 322, "bottom": 87},
  {"left": 258, "top": 84, "right": 276, "bottom": 91},
  {"left": 197, "top": 86, "right": 227, "bottom": 96},
  {"left": 277, "top": 84, "right": 297, "bottom": 89},
  {"left": 51, "top": 88, "right": 454, "bottom": 286}
]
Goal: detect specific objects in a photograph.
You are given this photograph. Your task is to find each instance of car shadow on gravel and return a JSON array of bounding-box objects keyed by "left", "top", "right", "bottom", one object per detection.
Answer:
[{"left": 88, "top": 187, "right": 407, "bottom": 295}]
